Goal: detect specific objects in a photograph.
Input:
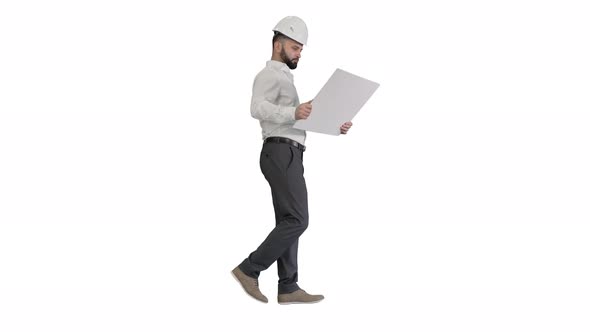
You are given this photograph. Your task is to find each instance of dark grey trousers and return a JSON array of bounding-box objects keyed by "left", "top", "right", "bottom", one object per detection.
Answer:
[{"left": 238, "top": 141, "right": 308, "bottom": 294}]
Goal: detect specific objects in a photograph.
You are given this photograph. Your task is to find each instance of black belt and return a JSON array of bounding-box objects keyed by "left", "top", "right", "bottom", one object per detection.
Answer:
[{"left": 264, "top": 136, "right": 306, "bottom": 152}]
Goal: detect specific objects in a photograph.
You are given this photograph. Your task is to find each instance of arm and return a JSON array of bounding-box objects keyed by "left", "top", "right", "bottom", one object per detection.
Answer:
[{"left": 250, "top": 71, "right": 296, "bottom": 124}]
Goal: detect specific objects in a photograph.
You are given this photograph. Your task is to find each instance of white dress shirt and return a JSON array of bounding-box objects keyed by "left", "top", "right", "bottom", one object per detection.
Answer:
[{"left": 251, "top": 60, "right": 306, "bottom": 145}]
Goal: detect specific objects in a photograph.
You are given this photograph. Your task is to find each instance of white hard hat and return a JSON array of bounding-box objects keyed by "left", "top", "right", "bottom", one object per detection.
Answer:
[{"left": 272, "top": 16, "right": 308, "bottom": 45}]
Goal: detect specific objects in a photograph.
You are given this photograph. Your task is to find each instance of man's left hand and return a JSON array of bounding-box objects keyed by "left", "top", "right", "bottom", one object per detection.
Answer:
[{"left": 340, "top": 121, "right": 353, "bottom": 135}]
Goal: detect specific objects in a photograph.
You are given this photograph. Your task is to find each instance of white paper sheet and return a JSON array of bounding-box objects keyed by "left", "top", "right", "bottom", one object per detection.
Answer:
[{"left": 293, "top": 68, "right": 379, "bottom": 135}]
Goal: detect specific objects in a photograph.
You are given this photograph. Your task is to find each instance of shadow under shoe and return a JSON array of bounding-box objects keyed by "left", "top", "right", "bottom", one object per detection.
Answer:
[
  {"left": 278, "top": 289, "right": 324, "bottom": 305},
  {"left": 231, "top": 267, "right": 268, "bottom": 303}
]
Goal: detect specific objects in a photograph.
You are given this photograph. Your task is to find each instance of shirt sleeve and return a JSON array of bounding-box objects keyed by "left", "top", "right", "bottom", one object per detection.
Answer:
[{"left": 250, "top": 71, "right": 296, "bottom": 124}]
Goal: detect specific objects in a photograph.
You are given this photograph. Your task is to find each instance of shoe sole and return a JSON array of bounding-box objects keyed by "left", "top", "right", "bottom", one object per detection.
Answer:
[
  {"left": 231, "top": 270, "right": 268, "bottom": 303},
  {"left": 278, "top": 299, "right": 324, "bottom": 305}
]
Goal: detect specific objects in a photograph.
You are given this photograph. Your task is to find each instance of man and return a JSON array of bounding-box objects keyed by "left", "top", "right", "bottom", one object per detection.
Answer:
[{"left": 232, "top": 16, "right": 353, "bottom": 304}]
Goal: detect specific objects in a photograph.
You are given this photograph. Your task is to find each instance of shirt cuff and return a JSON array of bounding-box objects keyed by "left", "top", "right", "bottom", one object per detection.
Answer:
[{"left": 287, "top": 106, "right": 297, "bottom": 121}]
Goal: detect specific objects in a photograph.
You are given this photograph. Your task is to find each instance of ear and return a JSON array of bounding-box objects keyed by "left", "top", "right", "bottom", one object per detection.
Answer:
[{"left": 273, "top": 40, "right": 282, "bottom": 53}]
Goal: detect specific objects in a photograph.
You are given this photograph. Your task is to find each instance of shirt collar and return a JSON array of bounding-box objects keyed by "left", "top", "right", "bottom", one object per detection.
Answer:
[{"left": 266, "top": 60, "right": 291, "bottom": 73}]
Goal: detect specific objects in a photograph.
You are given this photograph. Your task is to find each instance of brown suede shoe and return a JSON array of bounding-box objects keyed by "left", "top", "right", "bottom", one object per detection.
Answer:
[
  {"left": 277, "top": 289, "right": 324, "bottom": 305},
  {"left": 231, "top": 267, "right": 268, "bottom": 303}
]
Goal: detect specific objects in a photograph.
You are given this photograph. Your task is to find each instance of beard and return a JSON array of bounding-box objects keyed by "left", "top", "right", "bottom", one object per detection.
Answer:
[{"left": 280, "top": 48, "right": 299, "bottom": 69}]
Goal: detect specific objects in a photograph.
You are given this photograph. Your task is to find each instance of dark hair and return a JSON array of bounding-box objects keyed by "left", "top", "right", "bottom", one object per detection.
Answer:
[{"left": 272, "top": 32, "right": 287, "bottom": 46}]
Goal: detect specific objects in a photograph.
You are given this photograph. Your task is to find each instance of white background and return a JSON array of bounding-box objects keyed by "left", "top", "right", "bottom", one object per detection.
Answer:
[{"left": 1, "top": 0, "right": 589, "bottom": 331}]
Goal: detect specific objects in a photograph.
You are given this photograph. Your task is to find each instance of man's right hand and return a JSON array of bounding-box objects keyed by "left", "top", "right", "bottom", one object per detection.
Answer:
[{"left": 295, "top": 100, "right": 313, "bottom": 120}]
